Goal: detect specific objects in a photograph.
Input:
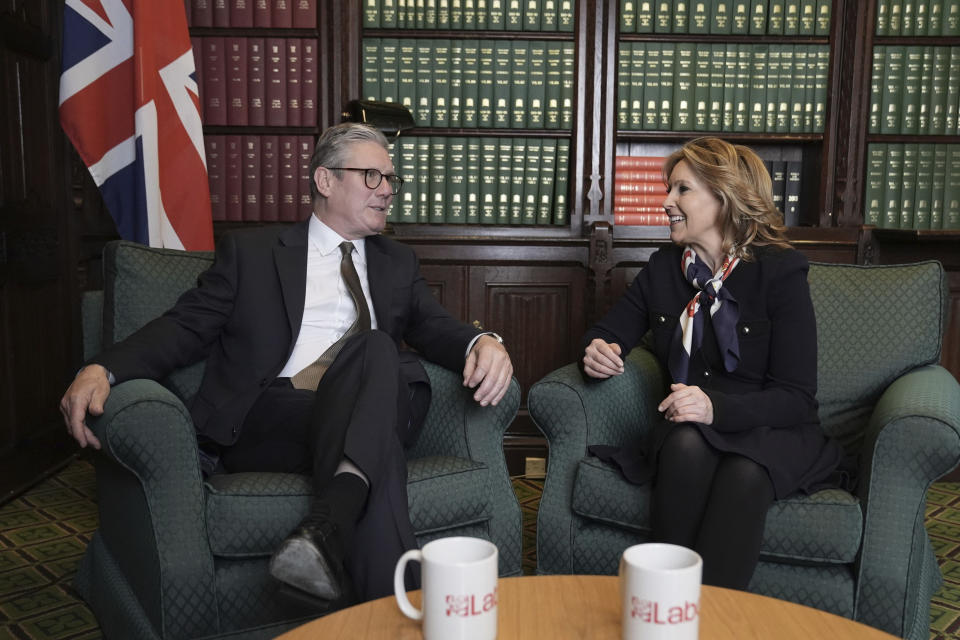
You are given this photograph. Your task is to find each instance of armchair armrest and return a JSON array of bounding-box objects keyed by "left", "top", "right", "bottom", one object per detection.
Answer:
[
  {"left": 854, "top": 365, "right": 960, "bottom": 637},
  {"left": 87, "top": 379, "right": 218, "bottom": 639},
  {"left": 414, "top": 359, "right": 522, "bottom": 577},
  {"left": 528, "top": 348, "right": 666, "bottom": 574}
]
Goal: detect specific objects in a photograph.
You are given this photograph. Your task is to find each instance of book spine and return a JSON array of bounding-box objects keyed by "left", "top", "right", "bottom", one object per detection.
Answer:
[
  {"left": 260, "top": 135, "right": 279, "bottom": 222},
  {"left": 946, "top": 145, "right": 960, "bottom": 228},
  {"left": 232, "top": 0, "right": 254, "bottom": 26},
  {"left": 279, "top": 136, "right": 299, "bottom": 221},
  {"left": 613, "top": 192, "right": 667, "bottom": 206},
  {"left": 748, "top": 44, "right": 767, "bottom": 132},
  {"left": 383, "top": 0, "right": 399, "bottom": 27},
  {"left": 814, "top": 0, "right": 830, "bottom": 34},
  {"left": 900, "top": 143, "right": 919, "bottom": 229},
  {"left": 553, "top": 140, "right": 569, "bottom": 225},
  {"left": 272, "top": 0, "right": 292, "bottom": 27},
  {"left": 644, "top": 42, "right": 661, "bottom": 130},
  {"left": 414, "top": 137, "right": 430, "bottom": 222},
  {"left": 734, "top": 43, "right": 750, "bottom": 132},
  {"left": 561, "top": 41, "right": 574, "bottom": 128},
  {"left": 226, "top": 37, "right": 248, "bottom": 126},
  {"left": 191, "top": 37, "right": 204, "bottom": 120},
  {"left": 293, "top": 0, "right": 316, "bottom": 27},
  {"left": 205, "top": 135, "right": 226, "bottom": 221},
  {"left": 557, "top": 0, "right": 574, "bottom": 31},
  {"left": 916, "top": 0, "right": 928, "bottom": 34},
  {"left": 203, "top": 37, "right": 228, "bottom": 126},
  {"left": 930, "top": 46, "right": 949, "bottom": 135},
  {"left": 864, "top": 144, "right": 886, "bottom": 226},
  {"left": 812, "top": 46, "right": 828, "bottom": 132},
  {"left": 712, "top": 0, "right": 732, "bottom": 33},
  {"left": 673, "top": 0, "right": 689, "bottom": 32},
  {"left": 364, "top": 0, "right": 380, "bottom": 27},
  {"left": 636, "top": 0, "right": 653, "bottom": 32},
  {"left": 447, "top": 137, "right": 467, "bottom": 223},
  {"left": 480, "top": 138, "right": 499, "bottom": 224},
  {"left": 915, "top": 144, "right": 934, "bottom": 229},
  {"left": 213, "top": 0, "right": 229, "bottom": 27},
  {"left": 298, "top": 136, "right": 313, "bottom": 217},
  {"left": 658, "top": 43, "right": 675, "bottom": 130},
  {"left": 415, "top": 40, "right": 434, "bottom": 127},
  {"left": 477, "top": 39, "right": 495, "bottom": 128},
  {"left": 789, "top": 47, "right": 807, "bottom": 132},
  {"left": 449, "top": 41, "right": 463, "bottom": 127},
  {"left": 869, "top": 46, "right": 884, "bottom": 134},
  {"left": 523, "top": 0, "right": 541, "bottom": 30},
  {"left": 506, "top": 0, "right": 522, "bottom": 29},
  {"left": 433, "top": 39, "right": 451, "bottom": 128},
  {"left": 694, "top": 45, "right": 711, "bottom": 131},
  {"left": 619, "top": 44, "right": 632, "bottom": 130},
  {"left": 510, "top": 41, "right": 529, "bottom": 128},
  {"left": 918, "top": 46, "right": 934, "bottom": 133},
  {"left": 193, "top": 0, "right": 213, "bottom": 26},
  {"left": 254, "top": 0, "right": 271, "bottom": 26},
  {"left": 617, "top": 169, "right": 664, "bottom": 182},
  {"left": 784, "top": 0, "right": 800, "bottom": 34},
  {"left": 876, "top": 0, "right": 889, "bottom": 35},
  {"left": 465, "top": 0, "right": 479, "bottom": 29},
  {"left": 776, "top": 44, "right": 792, "bottom": 133},
  {"left": 881, "top": 143, "right": 904, "bottom": 228},
  {"left": 462, "top": 39, "right": 480, "bottom": 128},
  {"left": 731, "top": 0, "right": 748, "bottom": 33},
  {"left": 654, "top": 1, "right": 672, "bottom": 33},
  {"left": 690, "top": 0, "right": 709, "bottom": 33},
  {"left": 488, "top": 0, "right": 505, "bottom": 29},
  {"left": 881, "top": 45, "right": 905, "bottom": 134},
  {"left": 783, "top": 160, "right": 801, "bottom": 226},
  {"left": 620, "top": 0, "right": 636, "bottom": 33},
  {"left": 247, "top": 38, "right": 265, "bottom": 127},
  {"left": 765, "top": 45, "right": 780, "bottom": 133},
  {"left": 722, "top": 42, "right": 736, "bottom": 130},
  {"left": 451, "top": 0, "right": 463, "bottom": 29},
  {"left": 614, "top": 212, "right": 670, "bottom": 225},
  {"left": 615, "top": 156, "right": 666, "bottom": 169},
  {"left": 496, "top": 138, "right": 513, "bottom": 224},
  {"left": 522, "top": 138, "right": 541, "bottom": 224},
  {"left": 225, "top": 134, "right": 243, "bottom": 222},
  {"left": 466, "top": 138, "right": 481, "bottom": 223},
  {"left": 749, "top": 0, "right": 766, "bottom": 34},
  {"left": 398, "top": 39, "right": 417, "bottom": 123},
  {"left": 930, "top": 143, "right": 946, "bottom": 229},
  {"left": 799, "top": 0, "right": 815, "bottom": 35},
  {"left": 301, "top": 39, "right": 317, "bottom": 127},
  {"left": 510, "top": 137, "right": 526, "bottom": 223},
  {"left": 903, "top": 0, "right": 916, "bottom": 36},
  {"left": 945, "top": 48, "right": 960, "bottom": 134},
  {"left": 542, "top": 0, "right": 557, "bottom": 30},
  {"left": 362, "top": 38, "right": 381, "bottom": 102},
  {"left": 673, "top": 44, "right": 694, "bottom": 131},
  {"left": 437, "top": 0, "right": 451, "bottom": 28},
  {"left": 902, "top": 46, "right": 923, "bottom": 134},
  {"left": 615, "top": 181, "right": 666, "bottom": 194},
  {"left": 770, "top": 160, "right": 786, "bottom": 215},
  {"left": 242, "top": 135, "right": 261, "bottom": 221},
  {"left": 929, "top": 0, "right": 943, "bottom": 35},
  {"left": 266, "top": 38, "right": 287, "bottom": 127},
  {"left": 538, "top": 138, "right": 557, "bottom": 224},
  {"left": 397, "top": 137, "right": 418, "bottom": 223},
  {"left": 768, "top": 0, "right": 785, "bottom": 34},
  {"left": 528, "top": 40, "right": 547, "bottom": 128},
  {"left": 493, "top": 40, "right": 512, "bottom": 128}
]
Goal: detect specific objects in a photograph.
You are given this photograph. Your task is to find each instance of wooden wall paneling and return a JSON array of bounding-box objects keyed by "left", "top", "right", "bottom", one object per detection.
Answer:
[
  {"left": 418, "top": 263, "right": 469, "bottom": 322},
  {"left": 0, "top": 0, "right": 78, "bottom": 469}
]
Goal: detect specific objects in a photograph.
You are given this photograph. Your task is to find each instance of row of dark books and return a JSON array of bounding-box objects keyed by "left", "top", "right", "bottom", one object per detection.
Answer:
[
  {"left": 362, "top": 38, "right": 574, "bottom": 130},
  {"left": 869, "top": 46, "right": 960, "bottom": 136},
  {"left": 864, "top": 143, "right": 960, "bottom": 230},
  {"left": 192, "top": 37, "right": 318, "bottom": 128},
  {"left": 205, "top": 135, "right": 313, "bottom": 223},
  {"left": 186, "top": 0, "right": 317, "bottom": 29},
  {"left": 618, "top": 42, "right": 829, "bottom": 133},
  {"left": 390, "top": 136, "right": 570, "bottom": 225},
  {"left": 612, "top": 154, "right": 801, "bottom": 226},
  {"left": 362, "top": 0, "right": 576, "bottom": 31},
  {"left": 620, "top": 0, "right": 832, "bottom": 35},
  {"left": 875, "top": 0, "right": 960, "bottom": 36}
]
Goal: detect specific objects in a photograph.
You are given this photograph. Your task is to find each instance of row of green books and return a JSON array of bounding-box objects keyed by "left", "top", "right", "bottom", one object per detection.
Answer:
[
  {"left": 363, "top": 38, "right": 574, "bottom": 130},
  {"left": 864, "top": 143, "right": 960, "bottom": 229},
  {"left": 362, "top": 0, "right": 575, "bottom": 31},
  {"left": 388, "top": 136, "right": 570, "bottom": 225},
  {"left": 875, "top": 0, "right": 960, "bottom": 36},
  {"left": 617, "top": 42, "right": 829, "bottom": 133},
  {"left": 869, "top": 46, "right": 960, "bottom": 136},
  {"left": 620, "top": 0, "right": 831, "bottom": 35}
]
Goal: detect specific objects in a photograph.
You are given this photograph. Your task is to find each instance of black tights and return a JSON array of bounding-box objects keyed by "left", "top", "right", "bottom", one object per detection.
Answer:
[{"left": 651, "top": 425, "right": 775, "bottom": 590}]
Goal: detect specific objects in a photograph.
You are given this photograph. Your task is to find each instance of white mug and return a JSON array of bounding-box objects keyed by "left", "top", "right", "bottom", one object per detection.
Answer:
[
  {"left": 619, "top": 543, "right": 703, "bottom": 640},
  {"left": 394, "top": 536, "right": 499, "bottom": 640}
]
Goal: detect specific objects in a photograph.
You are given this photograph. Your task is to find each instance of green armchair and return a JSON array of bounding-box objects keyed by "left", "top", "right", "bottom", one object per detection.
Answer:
[
  {"left": 74, "top": 240, "right": 522, "bottom": 640},
  {"left": 529, "top": 260, "right": 960, "bottom": 640}
]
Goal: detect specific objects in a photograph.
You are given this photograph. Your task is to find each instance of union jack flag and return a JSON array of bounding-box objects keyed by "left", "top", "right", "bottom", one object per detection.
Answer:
[{"left": 59, "top": 0, "right": 213, "bottom": 250}]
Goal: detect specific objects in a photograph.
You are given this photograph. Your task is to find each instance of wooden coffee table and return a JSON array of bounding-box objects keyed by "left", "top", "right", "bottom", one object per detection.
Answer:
[{"left": 276, "top": 574, "right": 899, "bottom": 639}]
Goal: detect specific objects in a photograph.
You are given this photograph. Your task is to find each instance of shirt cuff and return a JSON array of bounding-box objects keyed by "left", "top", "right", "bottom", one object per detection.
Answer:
[{"left": 465, "top": 332, "right": 503, "bottom": 358}]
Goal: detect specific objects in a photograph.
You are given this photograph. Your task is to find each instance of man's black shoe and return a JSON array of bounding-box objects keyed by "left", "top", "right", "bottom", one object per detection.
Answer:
[{"left": 269, "top": 518, "right": 348, "bottom": 600}]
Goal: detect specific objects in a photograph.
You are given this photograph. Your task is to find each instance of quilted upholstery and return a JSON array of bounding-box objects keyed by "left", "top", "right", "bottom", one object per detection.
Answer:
[
  {"left": 529, "top": 260, "right": 960, "bottom": 640},
  {"left": 73, "top": 240, "right": 522, "bottom": 640}
]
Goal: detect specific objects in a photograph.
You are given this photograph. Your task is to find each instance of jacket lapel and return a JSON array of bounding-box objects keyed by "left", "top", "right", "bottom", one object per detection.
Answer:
[
  {"left": 275, "top": 221, "right": 310, "bottom": 345},
  {"left": 365, "top": 237, "right": 393, "bottom": 331}
]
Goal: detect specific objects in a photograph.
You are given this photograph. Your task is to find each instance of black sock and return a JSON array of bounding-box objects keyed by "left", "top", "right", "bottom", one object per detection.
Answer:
[{"left": 310, "top": 472, "right": 369, "bottom": 547}]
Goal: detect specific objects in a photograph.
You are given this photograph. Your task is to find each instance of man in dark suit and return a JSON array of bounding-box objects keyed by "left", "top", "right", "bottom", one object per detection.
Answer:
[{"left": 59, "top": 123, "right": 514, "bottom": 603}]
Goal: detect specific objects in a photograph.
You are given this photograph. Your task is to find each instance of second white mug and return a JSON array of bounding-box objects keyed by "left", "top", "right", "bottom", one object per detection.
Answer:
[
  {"left": 619, "top": 543, "right": 702, "bottom": 640},
  {"left": 394, "top": 536, "right": 499, "bottom": 640}
]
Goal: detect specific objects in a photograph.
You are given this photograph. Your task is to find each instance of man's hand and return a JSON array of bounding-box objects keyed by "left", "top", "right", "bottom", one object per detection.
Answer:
[
  {"left": 462, "top": 335, "right": 513, "bottom": 407},
  {"left": 658, "top": 383, "right": 713, "bottom": 425},
  {"left": 583, "top": 339, "right": 624, "bottom": 379},
  {"left": 59, "top": 364, "right": 110, "bottom": 449}
]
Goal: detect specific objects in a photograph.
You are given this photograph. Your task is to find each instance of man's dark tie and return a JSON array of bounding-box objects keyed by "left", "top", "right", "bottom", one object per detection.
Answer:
[{"left": 291, "top": 241, "right": 371, "bottom": 390}]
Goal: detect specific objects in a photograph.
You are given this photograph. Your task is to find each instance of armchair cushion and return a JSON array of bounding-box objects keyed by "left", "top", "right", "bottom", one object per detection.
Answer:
[
  {"left": 407, "top": 456, "right": 492, "bottom": 533},
  {"left": 572, "top": 457, "right": 862, "bottom": 565}
]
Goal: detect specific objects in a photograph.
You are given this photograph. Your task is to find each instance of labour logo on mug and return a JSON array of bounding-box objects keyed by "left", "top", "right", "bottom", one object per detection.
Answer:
[
  {"left": 445, "top": 587, "right": 499, "bottom": 617},
  {"left": 630, "top": 596, "right": 700, "bottom": 625}
]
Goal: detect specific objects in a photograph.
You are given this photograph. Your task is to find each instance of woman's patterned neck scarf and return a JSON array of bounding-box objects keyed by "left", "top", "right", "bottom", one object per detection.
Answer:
[{"left": 667, "top": 247, "right": 741, "bottom": 384}]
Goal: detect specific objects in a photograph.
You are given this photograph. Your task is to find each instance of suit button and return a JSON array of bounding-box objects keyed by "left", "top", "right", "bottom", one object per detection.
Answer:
[
  {"left": 260, "top": 378, "right": 268, "bottom": 387},
  {"left": 658, "top": 315, "right": 666, "bottom": 324},
  {"left": 703, "top": 370, "right": 711, "bottom": 378},
  {"left": 232, "top": 427, "right": 238, "bottom": 435},
  {"left": 741, "top": 325, "right": 751, "bottom": 335}
]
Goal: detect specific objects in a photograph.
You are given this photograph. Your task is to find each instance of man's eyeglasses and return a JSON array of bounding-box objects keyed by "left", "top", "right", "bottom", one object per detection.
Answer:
[{"left": 328, "top": 167, "right": 404, "bottom": 195}]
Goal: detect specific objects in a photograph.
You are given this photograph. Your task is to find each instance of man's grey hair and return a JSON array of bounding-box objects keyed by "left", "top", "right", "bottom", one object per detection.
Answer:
[{"left": 308, "top": 123, "right": 389, "bottom": 202}]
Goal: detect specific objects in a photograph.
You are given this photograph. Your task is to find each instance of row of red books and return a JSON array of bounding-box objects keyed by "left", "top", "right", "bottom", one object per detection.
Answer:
[
  {"left": 614, "top": 156, "right": 669, "bottom": 226},
  {"left": 192, "top": 37, "right": 318, "bottom": 128},
  {"left": 186, "top": 0, "right": 317, "bottom": 29},
  {"left": 206, "top": 134, "right": 314, "bottom": 223}
]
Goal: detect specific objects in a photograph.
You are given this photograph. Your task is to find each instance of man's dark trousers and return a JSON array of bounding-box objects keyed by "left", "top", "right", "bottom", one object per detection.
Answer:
[{"left": 221, "top": 330, "right": 431, "bottom": 600}]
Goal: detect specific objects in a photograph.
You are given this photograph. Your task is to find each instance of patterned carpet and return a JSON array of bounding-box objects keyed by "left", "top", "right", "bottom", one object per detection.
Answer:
[{"left": 2, "top": 461, "right": 960, "bottom": 639}]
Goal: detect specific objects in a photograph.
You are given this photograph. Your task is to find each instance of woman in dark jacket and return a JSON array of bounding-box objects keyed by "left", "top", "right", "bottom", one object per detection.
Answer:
[{"left": 584, "top": 137, "right": 844, "bottom": 590}]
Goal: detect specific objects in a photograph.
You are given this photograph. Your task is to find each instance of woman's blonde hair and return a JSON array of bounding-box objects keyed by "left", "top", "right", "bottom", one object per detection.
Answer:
[{"left": 663, "top": 137, "right": 792, "bottom": 260}]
